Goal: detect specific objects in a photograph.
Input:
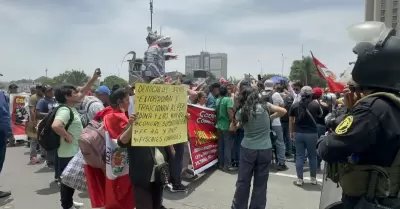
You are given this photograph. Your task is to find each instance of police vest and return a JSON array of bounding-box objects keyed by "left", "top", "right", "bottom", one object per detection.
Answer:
[{"left": 326, "top": 93, "right": 400, "bottom": 198}]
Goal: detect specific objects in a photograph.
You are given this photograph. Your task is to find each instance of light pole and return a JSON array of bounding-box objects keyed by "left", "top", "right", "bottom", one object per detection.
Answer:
[
  {"left": 257, "top": 60, "right": 263, "bottom": 76},
  {"left": 149, "top": 0, "right": 154, "bottom": 29},
  {"left": 281, "top": 53, "right": 287, "bottom": 76}
]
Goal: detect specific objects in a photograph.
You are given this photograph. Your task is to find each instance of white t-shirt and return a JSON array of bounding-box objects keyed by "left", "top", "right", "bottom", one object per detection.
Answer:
[{"left": 270, "top": 91, "right": 284, "bottom": 126}]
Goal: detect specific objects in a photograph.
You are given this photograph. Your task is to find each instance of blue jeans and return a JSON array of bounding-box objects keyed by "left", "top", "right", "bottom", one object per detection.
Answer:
[
  {"left": 281, "top": 122, "right": 292, "bottom": 155},
  {"left": 272, "top": 126, "right": 286, "bottom": 164},
  {"left": 171, "top": 142, "right": 185, "bottom": 185},
  {"left": 218, "top": 130, "right": 233, "bottom": 168},
  {"left": 316, "top": 124, "right": 326, "bottom": 169},
  {"left": 233, "top": 129, "right": 244, "bottom": 163},
  {"left": 294, "top": 132, "right": 318, "bottom": 179}
]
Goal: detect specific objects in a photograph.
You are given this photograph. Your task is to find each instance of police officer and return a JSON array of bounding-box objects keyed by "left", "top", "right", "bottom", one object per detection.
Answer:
[{"left": 317, "top": 21, "right": 400, "bottom": 209}]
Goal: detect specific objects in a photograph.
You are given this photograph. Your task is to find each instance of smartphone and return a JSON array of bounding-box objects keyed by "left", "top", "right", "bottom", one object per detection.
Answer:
[{"left": 95, "top": 68, "right": 101, "bottom": 76}]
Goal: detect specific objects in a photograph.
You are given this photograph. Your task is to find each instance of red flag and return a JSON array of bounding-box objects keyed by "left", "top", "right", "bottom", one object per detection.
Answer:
[{"left": 310, "top": 52, "right": 345, "bottom": 93}]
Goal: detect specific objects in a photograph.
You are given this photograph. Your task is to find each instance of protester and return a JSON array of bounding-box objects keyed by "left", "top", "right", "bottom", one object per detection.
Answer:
[
  {"left": 0, "top": 90, "right": 12, "bottom": 198},
  {"left": 118, "top": 114, "right": 173, "bottom": 209},
  {"left": 206, "top": 83, "right": 220, "bottom": 109},
  {"left": 264, "top": 80, "right": 288, "bottom": 170},
  {"left": 94, "top": 85, "right": 110, "bottom": 107},
  {"left": 26, "top": 84, "right": 44, "bottom": 160},
  {"left": 232, "top": 87, "right": 287, "bottom": 209},
  {"left": 88, "top": 87, "right": 135, "bottom": 209},
  {"left": 289, "top": 86, "right": 322, "bottom": 186},
  {"left": 312, "top": 87, "right": 329, "bottom": 170},
  {"left": 289, "top": 81, "right": 303, "bottom": 104},
  {"left": 216, "top": 85, "right": 236, "bottom": 171},
  {"left": 36, "top": 85, "right": 56, "bottom": 168},
  {"left": 194, "top": 92, "right": 207, "bottom": 106},
  {"left": 52, "top": 69, "right": 99, "bottom": 209}
]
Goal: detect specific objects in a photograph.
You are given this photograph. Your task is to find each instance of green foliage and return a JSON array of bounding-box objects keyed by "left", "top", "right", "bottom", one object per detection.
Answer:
[
  {"left": 102, "top": 75, "right": 128, "bottom": 89},
  {"left": 35, "top": 76, "right": 58, "bottom": 86},
  {"left": 289, "top": 56, "right": 327, "bottom": 87}
]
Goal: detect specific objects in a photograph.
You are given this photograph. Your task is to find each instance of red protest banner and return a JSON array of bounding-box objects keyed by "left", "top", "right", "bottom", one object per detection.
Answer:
[
  {"left": 9, "top": 93, "right": 30, "bottom": 140},
  {"left": 187, "top": 104, "right": 218, "bottom": 174}
]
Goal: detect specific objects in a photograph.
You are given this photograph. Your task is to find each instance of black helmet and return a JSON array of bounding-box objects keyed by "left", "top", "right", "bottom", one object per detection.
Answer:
[{"left": 349, "top": 21, "right": 400, "bottom": 91}]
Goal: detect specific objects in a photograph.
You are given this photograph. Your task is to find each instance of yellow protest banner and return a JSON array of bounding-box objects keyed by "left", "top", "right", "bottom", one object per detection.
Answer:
[{"left": 131, "top": 83, "right": 188, "bottom": 146}]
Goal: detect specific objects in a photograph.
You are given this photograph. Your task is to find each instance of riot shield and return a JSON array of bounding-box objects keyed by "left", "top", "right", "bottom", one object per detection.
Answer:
[{"left": 319, "top": 164, "right": 343, "bottom": 209}]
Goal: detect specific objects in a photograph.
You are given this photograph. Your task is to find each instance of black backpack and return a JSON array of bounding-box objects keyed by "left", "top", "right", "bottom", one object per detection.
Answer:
[
  {"left": 260, "top": 90, "right": 274, "bottom": 104},
  {"left": 37, "top": 104, "right": 74, "bottom": 151},
  {"left": 280, "top": 93, "right": 294, "bottom": 122}
]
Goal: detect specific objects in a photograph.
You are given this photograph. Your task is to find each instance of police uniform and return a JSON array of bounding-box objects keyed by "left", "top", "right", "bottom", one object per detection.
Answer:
[
  {"left": 317, "top": 21, "right": 400, "bottom": 209},
  {"left": 318, "top": 93, "right": 400, "bottom": 208}
]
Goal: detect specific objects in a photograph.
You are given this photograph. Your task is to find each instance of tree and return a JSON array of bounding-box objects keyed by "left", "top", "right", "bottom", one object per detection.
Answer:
[
  {"left": 102, "top": 75, "right": 128, "bottom": 89},
  {"left": 289, "top": 56, "right": 327, "bottom": 87},
  {"left": 65, "top": 70, "right": 89, "bottom": 86},
  {"left": 35, "top": 76, "right": 57, "bottom": 86}
]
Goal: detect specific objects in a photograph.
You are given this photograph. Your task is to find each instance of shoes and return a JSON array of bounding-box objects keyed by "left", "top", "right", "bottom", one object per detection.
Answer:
[
  {"left": 168, "top": 183, "right": 188, "bottom": 193},
  {"left": 310, "top": 177, "right": 318, "bottom": 185},
  {"left": 295, "top": 179, "right": 304, "bottom": 186},
  {"left": 0, "top": 191, "right": 11, "bottom": 198},
  {"left": 224, "top": 166, "right": 238, "bottom": 171},
  {"left": 73, "top": 201, "right": 84, "bottom": 208},
  {"left": 30, "top": 157, "right": 40, "bottom": 164},
  {"left": 276, "top": 163, "right": 288, "bottom": 171}
]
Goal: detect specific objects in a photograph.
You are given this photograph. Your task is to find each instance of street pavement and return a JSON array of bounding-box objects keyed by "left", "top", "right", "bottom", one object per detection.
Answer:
[{"left": 0, "top": 145, "right": 322, "bottom": 209}]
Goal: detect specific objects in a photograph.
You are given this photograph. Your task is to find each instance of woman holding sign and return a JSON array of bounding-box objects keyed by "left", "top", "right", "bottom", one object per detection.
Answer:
[
  {"left": 232, "top": 87, "right": 287, "bottom": 209},
  {"left": 118, "top": 113, "right": 173, "bottom": 209}
]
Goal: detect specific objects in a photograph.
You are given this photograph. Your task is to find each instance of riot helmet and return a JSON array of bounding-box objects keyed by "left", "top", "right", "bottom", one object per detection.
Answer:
[{"left": 348, "top": 21, "right": 400, "bottom": 91}]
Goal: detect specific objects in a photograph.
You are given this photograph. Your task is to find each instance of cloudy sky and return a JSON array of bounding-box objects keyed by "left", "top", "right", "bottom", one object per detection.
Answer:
[{"left": 0, "top": 0, "right": 363, "bottom": 81}]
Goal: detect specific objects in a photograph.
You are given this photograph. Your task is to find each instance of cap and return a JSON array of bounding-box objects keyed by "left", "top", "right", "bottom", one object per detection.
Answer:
[
  {"left": 312, "top": 87, "right": 323, "bottom": 97},
  {"left": 43, "top": 85, "right": 53, "bottom": 92},
  {"left": 300, "top": 86, "right": 313, "bottom": 95},
  {"left": 95, "top": 85, "right": 111, "bottom": 95},
  {"left": 264, "top": 79, "right": 275, "bottom": 91}
]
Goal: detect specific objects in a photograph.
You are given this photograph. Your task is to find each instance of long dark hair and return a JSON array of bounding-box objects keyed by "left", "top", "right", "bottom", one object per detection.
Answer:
[
  {"left": 237, "top": 87, "right": 262, "bottom": 124},
  {"left": 109, "top": 88, "right": 129, "bottom": 108},
  {"left": 296, "top": 93, "right": 313, "bottom": 121}
]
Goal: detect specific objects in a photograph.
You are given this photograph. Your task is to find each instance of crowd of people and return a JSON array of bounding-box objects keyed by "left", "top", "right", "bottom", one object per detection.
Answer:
[{"left": 0, "top": 69, "right": 345, "bottom": 209}]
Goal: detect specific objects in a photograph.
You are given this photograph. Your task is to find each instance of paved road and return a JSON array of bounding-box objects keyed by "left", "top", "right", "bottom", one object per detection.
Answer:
[{"left": 0, "top": 145, "right": 322, "bottom": 209}]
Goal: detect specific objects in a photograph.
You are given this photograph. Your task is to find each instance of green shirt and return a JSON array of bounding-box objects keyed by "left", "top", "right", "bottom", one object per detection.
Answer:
[
  {"left": 55, "top": 106, "right": 83, "bottom": 158},
  {"left": 216, "top": 97, "right": 233, "bottom": 131},
  {"left": 236, "top": 103, "right": 272, "bottom": 150}
]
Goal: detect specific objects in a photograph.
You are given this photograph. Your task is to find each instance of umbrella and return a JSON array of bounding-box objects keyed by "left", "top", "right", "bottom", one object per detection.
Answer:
[{"left": 269, "top": 76, "right": 286, "bottom": 83}]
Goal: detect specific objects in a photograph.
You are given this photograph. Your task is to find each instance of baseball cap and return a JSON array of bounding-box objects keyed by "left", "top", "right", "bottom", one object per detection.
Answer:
[
  {"left": 300, "top": 86, "right": 313, "bottom": 95},
  {"left": 95, "top": 85, "right": 111, "bottom": 95},
  {"left": 312, "top": 87, "right": 323, "bottom": 97},
  {"left": 264, "top": 80, "right": 275, "bottom": 91}
]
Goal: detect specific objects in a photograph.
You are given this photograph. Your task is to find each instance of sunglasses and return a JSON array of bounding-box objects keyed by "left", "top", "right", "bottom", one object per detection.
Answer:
[{"left": 293, "top": 88, "right": 300, "bottom": 91}]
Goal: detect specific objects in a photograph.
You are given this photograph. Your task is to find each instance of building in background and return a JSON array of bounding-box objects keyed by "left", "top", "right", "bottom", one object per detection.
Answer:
[
  {"left": 365, "top": 0, "right": 399, "bottom": 30},
  {"left": 185, "top": 52, "right": 228, "bottom": 78}
]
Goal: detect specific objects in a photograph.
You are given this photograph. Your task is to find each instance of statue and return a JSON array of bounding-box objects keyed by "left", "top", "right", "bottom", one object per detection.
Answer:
[{"left": 127, "top": 26, "right": 178, "bottom": 83}]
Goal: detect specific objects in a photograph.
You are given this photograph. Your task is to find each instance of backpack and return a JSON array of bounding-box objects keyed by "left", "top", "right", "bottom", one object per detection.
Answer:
[
  {"left": 37, "top": 105, "right": 74, "bottom": 151},
  {"left": 79, "top": 120, "right": 106, "bottom": 169},
  {"left": 260, "top": 90, "right": 274, "bottom": 104},
  {"left": 280, "top": 93, "right": 294, "bottom": 122},
  {"left": 78, "top": 98, "right": 98, "bottom": 128}
]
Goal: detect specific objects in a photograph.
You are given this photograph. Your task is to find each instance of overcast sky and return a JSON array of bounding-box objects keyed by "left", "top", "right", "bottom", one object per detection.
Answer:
[{"left": 0, "top": 0, "right": 363, "bottom": 81}]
